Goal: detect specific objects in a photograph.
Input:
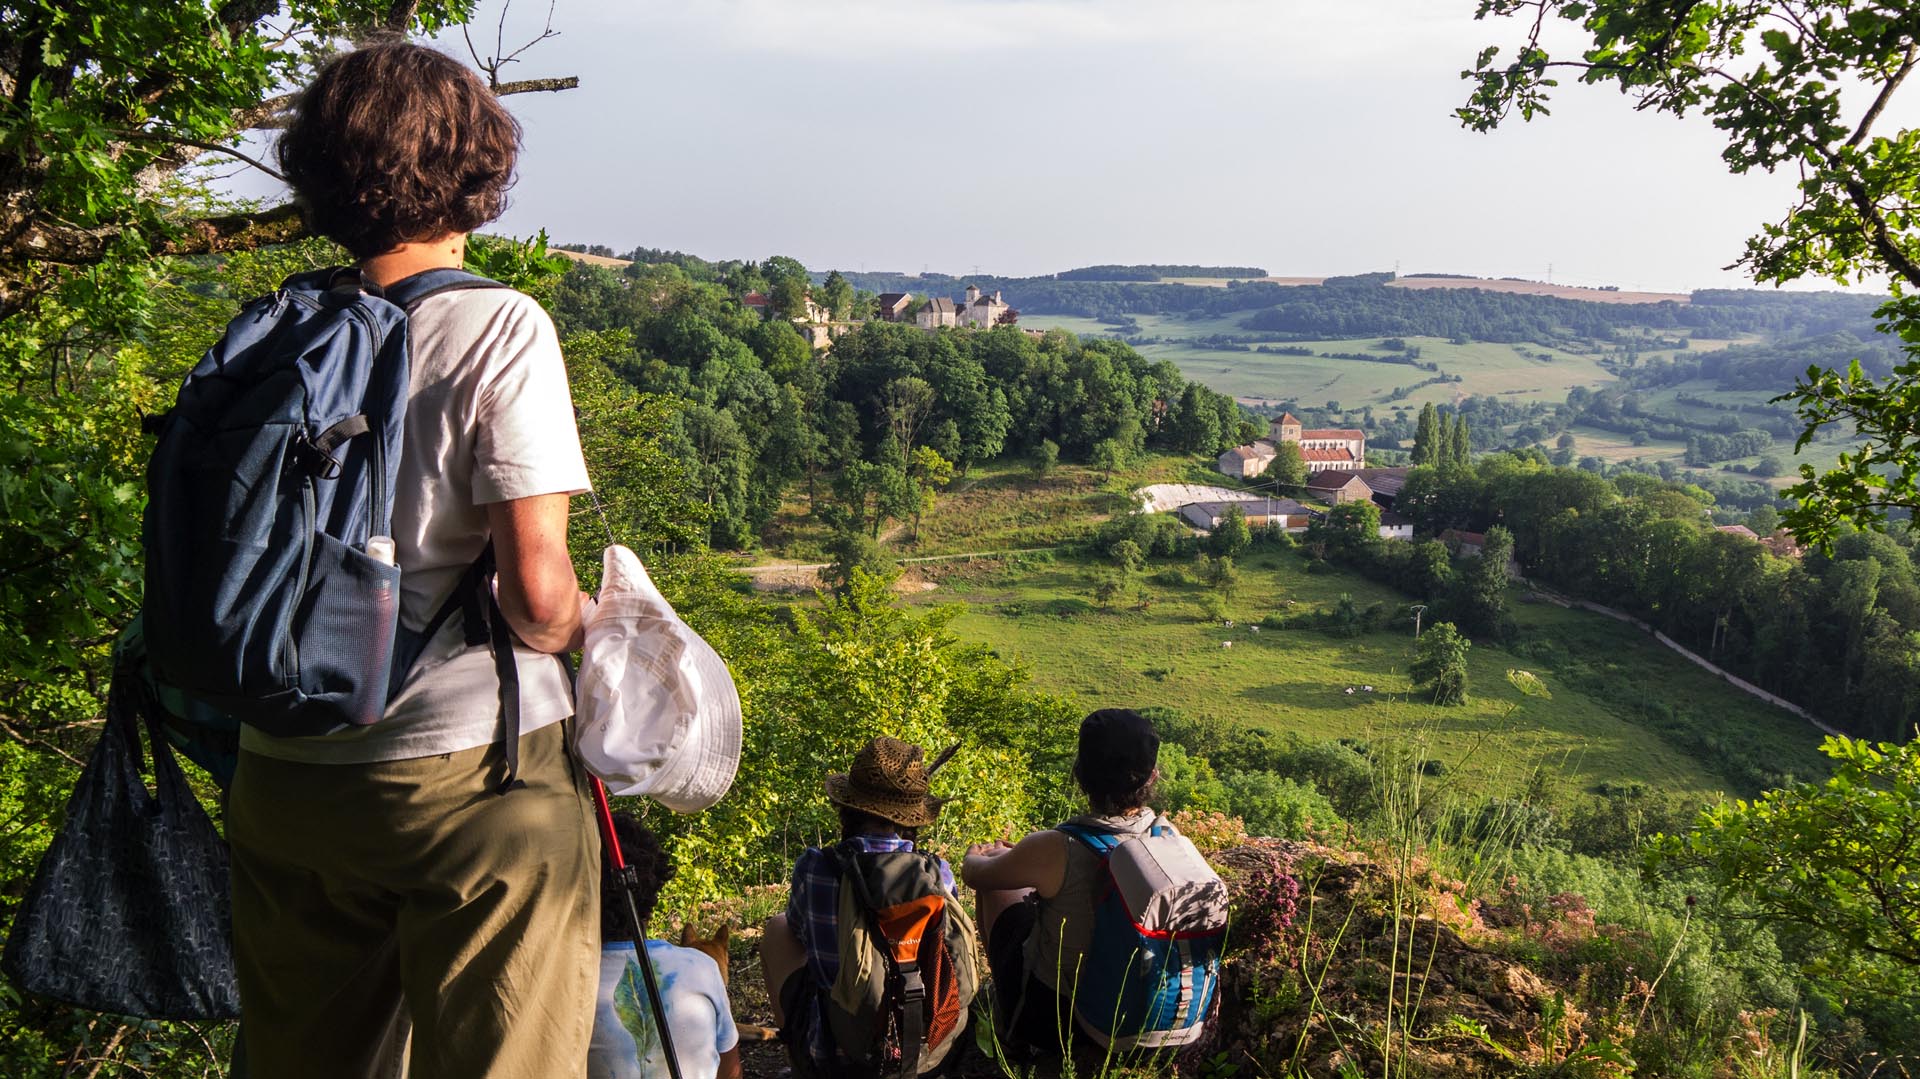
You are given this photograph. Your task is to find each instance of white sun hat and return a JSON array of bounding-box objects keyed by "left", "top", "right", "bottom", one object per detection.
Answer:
[{"left": 574, "top": 544, "right": 740, "bottom": 811}]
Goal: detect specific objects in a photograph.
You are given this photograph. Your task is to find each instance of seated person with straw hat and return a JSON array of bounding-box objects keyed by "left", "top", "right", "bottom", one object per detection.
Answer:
[{"left": 759, "top": 736, "right": 972, "bottom": 1077}]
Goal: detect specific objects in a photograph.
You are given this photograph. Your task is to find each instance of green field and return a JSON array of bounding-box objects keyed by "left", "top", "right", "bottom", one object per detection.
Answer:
[
  {"left": 1018, "top": 314, "right": 1620, "bottom": 411},
  {"left": 921, "top": 550, "right": 1827, "bottom": 805},
  {"left": 1566, "top": 424, "right": 1689, "bottom": 465},
  {"left": 1146, "top": 337, "right": 1617, "bottom": 410}
]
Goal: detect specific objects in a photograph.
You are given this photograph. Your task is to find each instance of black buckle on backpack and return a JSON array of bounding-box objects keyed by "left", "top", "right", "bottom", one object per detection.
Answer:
[{"left": 290, "top": 434, "right": 342, "bottom": 480}]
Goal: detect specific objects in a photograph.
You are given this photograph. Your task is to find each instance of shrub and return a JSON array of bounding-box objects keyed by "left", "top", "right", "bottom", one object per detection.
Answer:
[
  {"left": 1156, "top": 743, "right": 1230, "bottom": 813},
  {"left": 1221, "top": 770, "right": 1343, "bottom": 840}
]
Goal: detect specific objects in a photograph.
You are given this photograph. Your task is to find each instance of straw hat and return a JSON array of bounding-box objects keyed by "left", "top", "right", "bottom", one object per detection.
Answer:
[{"left": 825, "top": 736, "right": 946, "bottom": 828}]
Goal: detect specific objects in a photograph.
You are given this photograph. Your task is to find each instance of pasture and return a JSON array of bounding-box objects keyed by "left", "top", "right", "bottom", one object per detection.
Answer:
[
  {"left": 923, "top": 549, "right": 1828, "bottom": 805},
  {"left": 1138, "top": 336, "right": 1619, "bottom": 410}
]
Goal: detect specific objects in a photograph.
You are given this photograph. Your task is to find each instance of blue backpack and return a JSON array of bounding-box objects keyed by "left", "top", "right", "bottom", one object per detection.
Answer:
[
  {"left": 1055, "top": 817, "right": 1228, "bottom": 1050},
  {"left": 141, "top": 267, "right": 527, "bottom": 788}
]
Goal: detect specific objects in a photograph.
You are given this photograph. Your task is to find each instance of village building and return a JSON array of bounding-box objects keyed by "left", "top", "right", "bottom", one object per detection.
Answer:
[
  {"left": 1268, "top": 413, "right": 1366, "bottom": 472},
  {"left": 1179, "top": 498, "right": 1310, "bottom": 533},
  {"left": 1305, "top": 470, "right": 1373, "bottom": 505},
  {"left": 917, "top": 284, "right": 1012, "bottom": 330},
  {"left": 1355, "top": 467, "right": 1410, "bottom": 510},
  {"left": 1215, "top": 411, "right": 1368, "bottom": 480},
  {"left": 1377, "top": 511, "right": 1415, "bottom": 541},
  {"left": 1439, "top": 529, "right": 1486, "bottom": 557},
  {"left": 876, "top": 293, "right": 914, "bottom": 321},
  {"left": 1717, "top": 522, "right": 1805, "bottom": 560},
  {"left": 916, "top": 296, "right": 959, "bottom": 330},
  {"left": 1216, "top": 442, "right": 1276, "bottom": 480}
]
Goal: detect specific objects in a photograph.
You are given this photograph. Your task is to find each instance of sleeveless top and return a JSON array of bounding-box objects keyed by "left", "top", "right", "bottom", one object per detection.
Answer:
[{"left": 1025, "top": 809, "right": 1160, "bottom": 993}]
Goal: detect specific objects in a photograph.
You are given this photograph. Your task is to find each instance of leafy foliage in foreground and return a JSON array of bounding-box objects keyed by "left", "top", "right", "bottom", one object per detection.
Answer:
[
  {"left": 1463, "top": 0, "right": 1920, "bottom": 549},
  {"left": 1652, "top": 735, "right": 1920, "bottom": 993}
]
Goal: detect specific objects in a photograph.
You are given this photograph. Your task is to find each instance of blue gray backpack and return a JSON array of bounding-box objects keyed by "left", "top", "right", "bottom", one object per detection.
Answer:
[
  {"left": 1055, "top": 816, "right": 1227, "bottom": 1049},
  {"left": 141, "top": 267, "right": 529, "bottom": 791}
]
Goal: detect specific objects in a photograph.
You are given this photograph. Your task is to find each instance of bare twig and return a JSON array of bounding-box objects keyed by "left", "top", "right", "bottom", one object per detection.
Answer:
[{"left": 110, "top": 128, "right": 287, "bottom": 182}]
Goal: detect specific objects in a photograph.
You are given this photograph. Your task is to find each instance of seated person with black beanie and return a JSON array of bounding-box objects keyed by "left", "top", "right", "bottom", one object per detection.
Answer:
[
  {"left": 961, "top": 708, "right": 1166, "bottom": 1057},
  {"left": 590, "top": 812, "right": 742, "bottom": 1079}
]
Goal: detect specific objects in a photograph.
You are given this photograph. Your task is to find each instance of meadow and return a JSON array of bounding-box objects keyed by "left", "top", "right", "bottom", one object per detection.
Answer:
[
  {"left": 917, "top": 547, "right": 1829, "bottom": 806},
  {"left": 1019, "top": 313, "right": 1620, "bottom": 409}
]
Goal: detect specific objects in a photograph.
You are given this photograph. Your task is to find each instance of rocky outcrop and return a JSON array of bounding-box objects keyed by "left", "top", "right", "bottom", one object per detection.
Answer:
[{"left": 1210, "top": 840, "right": 1564, "bottom": 1078}]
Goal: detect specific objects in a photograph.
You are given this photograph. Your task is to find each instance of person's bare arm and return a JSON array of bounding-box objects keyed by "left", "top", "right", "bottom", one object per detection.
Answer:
[
  {"left": 962, "top": 830, "right": 1068, "bottom": 898},
  {"left": 485, "top": 493, "right": 585, "bottom": 653}
]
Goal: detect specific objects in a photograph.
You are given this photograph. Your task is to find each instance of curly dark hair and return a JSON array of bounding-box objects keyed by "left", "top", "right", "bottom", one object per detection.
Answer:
[
  {"left": 602, "top": 812, "right": 674, "bottom": 943},
  {"left": 276, "top": 43, "right": 520, "bottom": 259}
]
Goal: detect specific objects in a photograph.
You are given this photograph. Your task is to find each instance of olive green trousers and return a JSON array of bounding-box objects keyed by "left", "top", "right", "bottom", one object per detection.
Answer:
[{"left": 227, "top": 721, "right": 600, "bottom": 1079}]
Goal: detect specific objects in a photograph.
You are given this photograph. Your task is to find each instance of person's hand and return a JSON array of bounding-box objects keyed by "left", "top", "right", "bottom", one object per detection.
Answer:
[{"left": 966, "top": 842, "right": 1001, "bottom": 860}]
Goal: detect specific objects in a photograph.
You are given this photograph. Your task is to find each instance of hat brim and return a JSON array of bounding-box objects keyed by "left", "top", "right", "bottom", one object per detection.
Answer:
[{"left": 825, "top": 772, "right": 945, "bottom": 828}]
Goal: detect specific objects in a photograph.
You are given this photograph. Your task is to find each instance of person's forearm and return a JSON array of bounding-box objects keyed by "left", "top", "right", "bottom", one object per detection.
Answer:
[{"left": 486, "top": 493, "right": 583, "bottom": 652}]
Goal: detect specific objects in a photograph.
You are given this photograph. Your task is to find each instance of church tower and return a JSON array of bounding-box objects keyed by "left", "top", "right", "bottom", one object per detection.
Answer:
[{"left": 1270, "top": 412, "right": 1302, "bottom": 444}]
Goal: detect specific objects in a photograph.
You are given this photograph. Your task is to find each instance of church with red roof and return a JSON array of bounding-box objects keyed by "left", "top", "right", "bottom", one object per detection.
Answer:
[{"left": 1216, "top": 412, "right": 1367, "bottom": 478}]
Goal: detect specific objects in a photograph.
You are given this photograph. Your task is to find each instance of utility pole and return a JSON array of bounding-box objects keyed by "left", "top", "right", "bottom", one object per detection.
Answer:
[{"left": 1410, "top": 604, "right": 1428, "bottom": 639}]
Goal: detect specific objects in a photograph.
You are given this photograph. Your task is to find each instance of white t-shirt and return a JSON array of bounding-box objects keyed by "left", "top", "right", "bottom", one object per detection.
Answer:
[
  {"left": 590, "top": 941, "right": 739, "bottom": 1079},
  {"left": 240, "top": 287, "right": 590, "bottom": 764}
]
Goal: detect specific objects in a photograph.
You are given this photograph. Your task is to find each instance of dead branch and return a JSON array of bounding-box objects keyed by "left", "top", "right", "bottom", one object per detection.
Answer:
[{"left": 493, "top": 76, "right": 579, "bottom": 95}]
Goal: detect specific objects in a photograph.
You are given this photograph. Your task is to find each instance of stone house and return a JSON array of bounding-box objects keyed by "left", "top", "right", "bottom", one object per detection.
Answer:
[
  {"left": 1305, "top": 470, "right": 1373, "bottom": 505},
  {"left": 1216, "top": 442, "right": 1277, "bottom": 480},
  {"left": 917, "top": 296, "right": 959, "bottom": 329},
  {"left": 876, "top": 293, "right": 914, "bottom": 322}
]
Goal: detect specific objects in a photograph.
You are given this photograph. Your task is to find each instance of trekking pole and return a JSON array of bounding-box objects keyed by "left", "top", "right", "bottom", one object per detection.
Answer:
[{"left": 589, "top": 775, "right": 686, "bottom": 1079}]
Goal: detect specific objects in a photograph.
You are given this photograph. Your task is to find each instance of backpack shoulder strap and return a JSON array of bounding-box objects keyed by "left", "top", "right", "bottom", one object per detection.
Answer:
[
  {"left": 379, "top": 268, "right": 507, "bottom": 311},
  {"left": 1056, "top": 822, "right": 1130, "bottom": 862}
]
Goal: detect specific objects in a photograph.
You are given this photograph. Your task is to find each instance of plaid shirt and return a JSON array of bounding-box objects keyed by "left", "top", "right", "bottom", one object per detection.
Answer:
[{"left": 786, "top": 836, "right": 956, "bottom": 1064}]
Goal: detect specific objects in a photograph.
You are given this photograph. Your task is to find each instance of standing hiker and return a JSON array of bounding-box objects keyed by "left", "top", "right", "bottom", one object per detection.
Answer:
[{"left": 223, "top": 43, "right": 600, "bottom": 1078}]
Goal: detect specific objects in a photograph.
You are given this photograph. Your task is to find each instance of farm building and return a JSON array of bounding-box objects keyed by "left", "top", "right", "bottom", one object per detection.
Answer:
[
  {"left": 1356, "top": 467, "right": 1410, "bottom": 509},
  {"left": 1179, "top": 498, "right": 1309, "bottom": 532},
  {"left": 1439, "top": 529, "right": 1486, "bottom": 556},
  {"left": 1378, "top": 511, "right": 1415, "bottom": 541},
  {"left": 875, "top": 293, "right": 914, "bottom": 321},
  {"left": 1305, "top": 470, "right": 1374, "bottom": 505}
]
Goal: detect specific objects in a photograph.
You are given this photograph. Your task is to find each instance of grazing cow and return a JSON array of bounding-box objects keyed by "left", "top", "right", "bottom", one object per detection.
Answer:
[
  {"left": 1343, "top": 686, "right": 1355, "bottom": 695},
  {"left": 1221, "top": 640, "right": 1233, "bottom": 650},
  {"left": 1249, "top": 626, "right": 1260, "bottom": 635},
  {"left": 1362, "top": 685, "right": 1374, "bottom": 693}
]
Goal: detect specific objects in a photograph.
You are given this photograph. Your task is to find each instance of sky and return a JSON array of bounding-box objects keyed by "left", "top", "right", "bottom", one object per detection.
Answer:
[{"left": 244, "top": 0, "right": 1906, "bottom": 293}]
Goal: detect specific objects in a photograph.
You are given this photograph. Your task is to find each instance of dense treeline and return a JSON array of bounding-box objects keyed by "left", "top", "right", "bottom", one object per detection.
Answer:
[
  {"left": 1621, "top": 331, "right": 1901, "bottom": 391},
  {"left": 1054, "top": 264, "right": 1269, "bottom": 281},
  {"left": 1391, "top": 454, "right": 1920, "bottom": 743},
  {"left": 1240, "top": 279, "right": 1882, "bottom": 343},
  {"left": 548, "top": 257, "right": 1253, "bottom": 549}
]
